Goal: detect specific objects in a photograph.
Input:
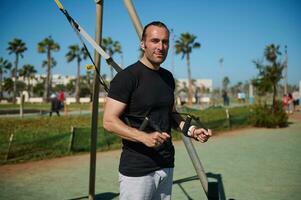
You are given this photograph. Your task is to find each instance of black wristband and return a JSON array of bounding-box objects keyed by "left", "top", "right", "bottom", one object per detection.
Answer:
[{"left": 182, "top": 115, "right": 192, "bottom": 137}]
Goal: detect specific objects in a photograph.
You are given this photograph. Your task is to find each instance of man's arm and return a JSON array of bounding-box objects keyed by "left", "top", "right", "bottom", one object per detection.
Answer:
[
  {"left": 172, "top": 105, "right": 212, "bottom": 143},
  {"left": 103, "top": 97, "right": 170, "bottom": 147}
]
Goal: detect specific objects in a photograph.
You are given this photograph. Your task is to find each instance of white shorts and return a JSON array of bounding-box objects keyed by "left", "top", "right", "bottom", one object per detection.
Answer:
[{"left": 119, "top": 168, "right": 174, "bottom": 200}]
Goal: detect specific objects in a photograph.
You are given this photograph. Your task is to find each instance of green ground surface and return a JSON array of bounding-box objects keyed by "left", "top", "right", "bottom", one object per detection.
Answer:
[{"left": 0, "top": 118, "right": 300, "bottom": 200}]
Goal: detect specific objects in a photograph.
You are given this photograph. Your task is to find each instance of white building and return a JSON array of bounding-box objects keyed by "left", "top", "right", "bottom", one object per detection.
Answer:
[{"left": 19, "top": 74, "right": 76, "bottom": 87}]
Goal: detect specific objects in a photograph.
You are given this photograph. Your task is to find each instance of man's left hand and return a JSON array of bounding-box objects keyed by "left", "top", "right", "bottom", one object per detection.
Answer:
[{"left": 190, "top": 127, "right": 212, "bottom": 143}]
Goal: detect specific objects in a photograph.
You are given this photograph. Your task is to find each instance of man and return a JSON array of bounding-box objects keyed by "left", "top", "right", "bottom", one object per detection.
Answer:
[{"left": 103, "top": 21, "right": 212, "bottom": 200}]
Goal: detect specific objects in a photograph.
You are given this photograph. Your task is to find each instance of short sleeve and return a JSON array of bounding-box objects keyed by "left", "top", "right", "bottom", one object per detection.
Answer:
[{"left": 108, "top": 70, "right": 136, "bottom": 104}]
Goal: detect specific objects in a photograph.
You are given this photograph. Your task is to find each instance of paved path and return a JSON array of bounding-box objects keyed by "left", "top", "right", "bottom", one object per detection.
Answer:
[{"left": 1, "top": 113, "right": 301, "bottom": 200}]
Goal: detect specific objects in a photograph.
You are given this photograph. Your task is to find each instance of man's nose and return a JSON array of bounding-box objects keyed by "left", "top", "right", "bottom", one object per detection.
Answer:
[{"left": 157, "top": 41, "right": 164, "bottom": 50}]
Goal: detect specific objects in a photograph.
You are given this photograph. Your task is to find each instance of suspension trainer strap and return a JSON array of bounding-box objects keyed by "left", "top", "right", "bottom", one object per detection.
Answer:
[{"left": 54, "top": 0, "right": 122, "bottom": 92}]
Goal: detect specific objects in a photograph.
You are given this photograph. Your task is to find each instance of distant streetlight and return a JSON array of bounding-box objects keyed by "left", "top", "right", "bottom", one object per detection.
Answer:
[
  {"left": 284, "top": 45, "right": 288, "bottom": 94},
  {"left": 219, "top": 57, "right": 224, "bottom": 96},
  {"left": 170, "top": 28, "right": 176, "bottom": 76}
]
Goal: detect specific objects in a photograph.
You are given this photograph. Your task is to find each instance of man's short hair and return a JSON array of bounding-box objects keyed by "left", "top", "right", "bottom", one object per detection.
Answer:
[{"left": 141, "top": 21, "right": 169, "bottom": 41}]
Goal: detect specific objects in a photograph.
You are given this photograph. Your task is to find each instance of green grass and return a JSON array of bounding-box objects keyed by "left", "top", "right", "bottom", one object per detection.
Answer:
[
  {"left": 0, "top": 105, "right": 251, "bottom": 164},
  {"left": 0, "top": 102, "right": 102, "bottom": 112}
]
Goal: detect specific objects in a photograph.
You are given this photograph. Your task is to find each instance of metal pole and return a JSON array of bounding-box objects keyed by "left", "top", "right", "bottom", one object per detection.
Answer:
[
  {"left": 20, "top": 93, "right": 24, "bottom": 118},
  {"left": 284, "top": 45, "right": 288, "bottom": 95},
  {"left": 123, "top": 0, "right": 143, "bottom": 40},
  {"left": 181, "top": 135, "right": 208, "bottom": 195},
  {"left": 170, "top": 28, "right": 175, "bottom": 76},
  {"left": 5, "top": 134, "right": 14, "bottom": 162},
  {"left": 219, "top": 58, "right": 223, "bottom": 98},
  {"left": 123, "top": 0, "right": 208, "bottom": 196},
  {"left": 89, "top": 1, "right": 103, "bottom": 199}
]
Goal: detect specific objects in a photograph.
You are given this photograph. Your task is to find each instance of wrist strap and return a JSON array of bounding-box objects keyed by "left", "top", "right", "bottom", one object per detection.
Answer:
[{"left": 187, "top": 125, "right": 196, "bottom": 136}]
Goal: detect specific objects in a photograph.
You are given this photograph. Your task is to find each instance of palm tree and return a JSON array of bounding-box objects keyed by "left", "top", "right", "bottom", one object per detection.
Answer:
[
  {"left": 264, "top": 44, "right": 281, "bottom": 63},
  {"left": 37, "top": 36, "right": 60, "bottom": 102},
  {"left": 42, "top": 57, "right": 57, "bottom": 69},
  {"left": 66, "top": 44, "right": 87, "bottom": 103},
  {"left": 102, "top": 37, "right": 122, "bottom": 79},
  {"left": 7, "top": 38, "right": 27, "bottom": 103},
  {"left": 19, "top": 64, "right": 37, "bottom": 96},
  {"left": 113, "top": 41, "right": 123, "bottom": 67},
  {"left": 253, "top": 44, "right": 284, "bottom": 111},
  {"left": 0, "top": 57, "right": 12, "bottom": 100},
  {"left": 175, "top": 32, "right": 201, "bottom": 105},
  {"left": 42, "top": 57, "right": 57, "bottom": 98}
]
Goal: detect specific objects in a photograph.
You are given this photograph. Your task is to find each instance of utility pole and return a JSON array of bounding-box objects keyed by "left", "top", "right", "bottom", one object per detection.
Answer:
[
  {"left": 219, "top": 57, "right": 224, "bottom": 97},
  {"left": 170, "top": 28, "right": 175, "bottom": 76},
  {"left": 284, "top": 45, "right": 288, "bottom": 94},
  {"left": 89, "top": 1, "right": 103, "bottom": 199}
]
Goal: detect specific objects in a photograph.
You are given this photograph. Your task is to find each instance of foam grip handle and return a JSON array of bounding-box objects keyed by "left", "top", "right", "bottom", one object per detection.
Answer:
[{"left": 182, "top": 115, "right": 192, "bottom": 135}]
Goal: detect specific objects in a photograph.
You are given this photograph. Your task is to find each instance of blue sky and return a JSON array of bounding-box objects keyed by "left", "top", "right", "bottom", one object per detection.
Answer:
[{"left": 0, "top": 0, "right": 300, "bottom": 88}]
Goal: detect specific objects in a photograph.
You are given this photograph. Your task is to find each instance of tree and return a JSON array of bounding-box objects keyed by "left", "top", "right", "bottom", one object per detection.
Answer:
[
  {"left": 7, "top": 38, "right": 27, "bottom": 103},
  {"left": 3, "top": 78, "right": 13, "bottom": 97},
  {"left": 0, "top": 57, "right": 12, "bottom": 99},
  {"left": 102, "top": 37, "right": 122, "bottom": 79},
  {"left": 85, "top": 70, "right": 93, "bottom": 97},
  {"left": 42, "top": 57, "right": 57, "bottom": 69},
  {"left": 175, "top": 32, "right": 201, "bottom": 105},
  {"left": 42, "top": 57, "right": 57, "bottom": 97},
  {"left": 33, "top": 82, "right": 45, "bottom": 97},
  {"left": 53, "top": 84, "right": 66, "bottom": 93},
  {"left": 66, "top": 79, "right": 76, "bottom": 95},
  {"left": 222, "top": 76, "right": 230, "bottom": 91},
  {"left": 66, "top": 44, "right": 87, "bottom": 103},
  {"left": 19, "top": 64, "right": 37, "bottom": 96},
  {"left": 252, "top": 44, "right": 284, "bottom": 111},
  {"left": 37, "top": 36, "right": 60, "bottom": 102}
]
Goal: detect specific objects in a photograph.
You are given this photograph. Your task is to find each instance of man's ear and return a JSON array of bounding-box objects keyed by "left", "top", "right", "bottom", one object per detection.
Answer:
[{"left": 140, "top": 41, "right": 145, "bottom": 50}]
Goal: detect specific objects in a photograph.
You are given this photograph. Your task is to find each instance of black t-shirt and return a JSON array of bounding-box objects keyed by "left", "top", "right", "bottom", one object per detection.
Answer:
[{"left": 108, "top": 61, "right": 175, "bottom": 176}]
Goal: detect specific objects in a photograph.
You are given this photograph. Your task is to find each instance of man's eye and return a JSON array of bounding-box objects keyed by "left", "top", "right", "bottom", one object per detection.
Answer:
[{"left": 151, "top": 39, "right": 160, "bottom": 43}]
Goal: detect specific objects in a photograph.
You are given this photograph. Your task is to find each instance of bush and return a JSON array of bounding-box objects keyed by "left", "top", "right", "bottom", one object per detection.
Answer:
[{"left": 250, "top": 100, "right": 288, "bottom": 128}]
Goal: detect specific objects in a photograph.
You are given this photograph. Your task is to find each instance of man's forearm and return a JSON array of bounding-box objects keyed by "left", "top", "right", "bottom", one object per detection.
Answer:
[{"left": 103, "top": 116, "right": 144, "bottom": 142}]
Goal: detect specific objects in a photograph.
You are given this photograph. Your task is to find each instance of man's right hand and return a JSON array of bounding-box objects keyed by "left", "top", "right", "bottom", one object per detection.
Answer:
[{"left": 141, "top": 131, "right": 170, "bottom": 148}]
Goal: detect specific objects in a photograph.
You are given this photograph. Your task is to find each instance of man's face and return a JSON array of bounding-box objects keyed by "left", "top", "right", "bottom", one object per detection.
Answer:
[{"left": 141, "top": 25, "right": 169, "bottom": 66}]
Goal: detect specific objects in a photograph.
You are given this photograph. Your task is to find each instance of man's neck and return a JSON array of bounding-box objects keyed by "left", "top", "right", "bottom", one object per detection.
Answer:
[{"left": 140, "top": 56, "right": 160, "bottom": 70}]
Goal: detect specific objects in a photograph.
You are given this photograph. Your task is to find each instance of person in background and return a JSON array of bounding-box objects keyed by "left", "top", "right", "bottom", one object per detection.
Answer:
[
  {"left": 58, "top": 90, "right": 65, "bottom": 110},
  {"left": 282, "top": 94, "right": 289, "bottom": 112},
  {"left": 49, "top": 93, "right": 60, "bottom": 116},
  {"left": 222, "top": 90, "right": 229, "bottom": 106},
  {"left": 288, "top": 93, "right": 294, "bottom": 114},
  {"left": 292, "top": 91, "right": 299, "bottom": 112}
]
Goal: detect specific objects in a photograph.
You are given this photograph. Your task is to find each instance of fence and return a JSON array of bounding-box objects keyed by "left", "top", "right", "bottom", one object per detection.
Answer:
[
  {"left": 0, "top": 127, "right": 121, "bottom": 164},
  {"left": 0, "top": 106, "right": 251, "bottom": 164}
]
